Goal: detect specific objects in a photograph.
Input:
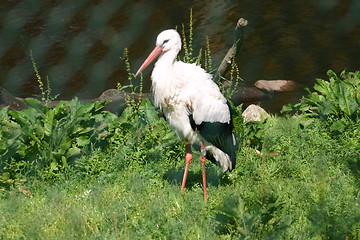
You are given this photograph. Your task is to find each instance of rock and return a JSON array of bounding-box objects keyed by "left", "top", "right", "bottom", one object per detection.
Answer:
[
  {"left": 242, "top": 104, "right": 269, "bottom": 122},
  {"left": 254, "top": 80, "right": 301, "bottom": 92},
  {"left": 0, "top": 87, "right": 28, "bottom": 110}
]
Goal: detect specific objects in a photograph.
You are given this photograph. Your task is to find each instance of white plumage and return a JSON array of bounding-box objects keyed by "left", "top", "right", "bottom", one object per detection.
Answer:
[{"left": 136, "top": 29, "right": 237, "bottom": 200}]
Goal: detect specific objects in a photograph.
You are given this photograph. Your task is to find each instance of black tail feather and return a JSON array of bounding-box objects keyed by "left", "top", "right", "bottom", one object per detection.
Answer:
[{"left": 189, "top": 115, "right": 237, "bottom": 171}]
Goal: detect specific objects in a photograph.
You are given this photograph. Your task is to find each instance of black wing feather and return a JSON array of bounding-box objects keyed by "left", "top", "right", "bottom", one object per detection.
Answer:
[{"left": 188, "top": 114, "right": 237, "bottom": 170}]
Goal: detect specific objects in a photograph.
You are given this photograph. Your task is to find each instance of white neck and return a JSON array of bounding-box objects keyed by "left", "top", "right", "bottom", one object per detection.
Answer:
[
  {"left": 154, "top": 48, "right": 179, "bottom": 69},
  {"left": 151, "top": 48, "right": 180, "bottom": 108}
]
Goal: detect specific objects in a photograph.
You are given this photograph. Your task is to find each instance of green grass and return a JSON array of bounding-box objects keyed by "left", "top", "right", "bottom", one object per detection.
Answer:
[
  {"left": 1, "top": 109, "right": 359, "bottom": 239},
  {"left": 1, "top": 68, "right": 359, "bottom": 238}
]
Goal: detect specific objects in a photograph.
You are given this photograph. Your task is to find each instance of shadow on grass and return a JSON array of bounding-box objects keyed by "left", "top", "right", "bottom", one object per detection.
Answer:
[
  {"left": 163, "top": 163, "right": 233, "bottom": 190},
  {"left": 308, "top": 191, "right": 360, "bottom": 239},
  {"left": 347, "top": 158, "right": 360, "bottom": 184}
]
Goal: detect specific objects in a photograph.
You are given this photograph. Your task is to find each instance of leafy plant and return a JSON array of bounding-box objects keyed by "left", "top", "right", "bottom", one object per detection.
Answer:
[
  {"left": 106, "top": 98, "right": 180, "bottom": 168},
  {"left": 0, "top": 98, "right": 117, "bottom": 183},
  {"left": 282, "top": 70, "right": 360, "bottom": 133}
]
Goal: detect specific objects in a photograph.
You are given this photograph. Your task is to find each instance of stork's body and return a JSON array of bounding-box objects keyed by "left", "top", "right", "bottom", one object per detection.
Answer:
[{"left": 136, "top": 29, "right": 237, "bottom": 200}]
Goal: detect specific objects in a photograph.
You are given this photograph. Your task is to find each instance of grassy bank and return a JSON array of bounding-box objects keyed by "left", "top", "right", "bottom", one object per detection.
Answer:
[{"left": 0, "top": 71, "right": 359, "bottom": 239}]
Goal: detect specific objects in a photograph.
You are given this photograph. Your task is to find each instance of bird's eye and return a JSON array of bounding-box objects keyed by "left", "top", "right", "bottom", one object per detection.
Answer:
[{"left": 163, "top": 39, "right": 169, "bottom": 44}]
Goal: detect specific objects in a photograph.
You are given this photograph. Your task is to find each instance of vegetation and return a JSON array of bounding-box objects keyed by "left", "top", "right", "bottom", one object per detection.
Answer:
[
  {"left": 0, "top": 12, "right": 359, "bottom": 239},
  {"left": 282, "top": 70, "right": 359, "bottom": 134},
  {"left": 0, "top": 70, "right": 359, "bottom": 239}
]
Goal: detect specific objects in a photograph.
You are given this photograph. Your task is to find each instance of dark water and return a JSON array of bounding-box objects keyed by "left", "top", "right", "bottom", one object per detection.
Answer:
[{"left": 0, "top": 0, "right": 359, "bottom": 111}]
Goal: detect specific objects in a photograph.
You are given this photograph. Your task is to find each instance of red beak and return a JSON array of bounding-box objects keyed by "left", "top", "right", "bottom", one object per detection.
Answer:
[{"left": 135, "top": 45, "right": 163, "bottom": 77}]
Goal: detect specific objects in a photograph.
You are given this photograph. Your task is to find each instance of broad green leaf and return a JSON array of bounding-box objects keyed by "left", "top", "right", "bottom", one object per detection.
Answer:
[
  {"left": 121, "top": 122, "right": 137, "bottom": 134},
  {"left": 67, "top": 147, "right": 81, "bottom": 157},
  {"left": 0, "top": 106, "right": 9, "bottom": 117},
  {"left": 321, "top": 100, "right": 337, "bottom": 115},
  {"left": 327, "top": 69, "right": 339, "bottom": 80},
  {"left": 93, "top": 100, "right": 110, "bottom": 112},
  {"left": 76, "top": 136, "right": 90, "bottom": 147},
  {"left": 34, "top": 125, "right": 45, "bottom": 140},
  {"left": 2, "top": 118, "right": 20, "bottom": 129},
  {"left": 337, "top": 82, "right": 358, "bottom": 116},
  {"left": 162, "top": 131, "right": 177, "bottom": 141},
  {"left": 330, "top": 120, "right": 346, "bottom": 133},
  {"left": 53, "top": 101, "right": 70, "bottom": 116},
  {"left": 94, "top": 111, "right": 117, "bottom": 123},
  {"left": 139, "top": 98, "right": 159, "bottom": 123},
  {"left": 61, "top": 156, "right": 68, "bottom": 168},
  {"left": 24, "top": 98, "right": 47, "bottom": 113},
  {"left": 73, "top": 126, "right": 93, "bottom": 135},
  {"left": 76, "top": 101, "right": 96, "bottom": 117},
  {"left": 117, "top": 106, "right": 134, "bottom": 124},
  {"left": 10, "top": 110, "right": 31, "bottom": 127},
  {"left": 314, "top": 78, "right": 331, "bottom": 97},
  {"left": 280, "top": 104, "right": 294, "bottom": 114},
  {"left": 44, "top": 109, "right": 55, "bottom": 136}
]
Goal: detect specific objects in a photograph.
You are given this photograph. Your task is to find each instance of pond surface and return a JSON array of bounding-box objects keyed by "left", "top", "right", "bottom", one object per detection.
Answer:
[{"left": 0, "top": 0, "right": 359, "bottom": 111}]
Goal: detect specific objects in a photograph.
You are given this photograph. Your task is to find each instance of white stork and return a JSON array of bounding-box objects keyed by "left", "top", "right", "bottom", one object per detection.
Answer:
[{"left": 135, "top": 29, "right": 237, "bottom": 201}]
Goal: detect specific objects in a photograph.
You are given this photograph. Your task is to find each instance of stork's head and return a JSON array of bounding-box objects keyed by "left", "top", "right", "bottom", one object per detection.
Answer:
[
  {"left": 155, "top": 29, "right": 182, "bottom": 52},
  {"left": 135, "top": 29, "right": 181, "bottom": 77}
]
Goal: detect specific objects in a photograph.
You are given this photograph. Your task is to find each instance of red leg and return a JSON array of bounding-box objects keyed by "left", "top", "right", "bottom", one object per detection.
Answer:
[
  {"left": 200, "top": 142, "right": 207, "bottom": 202},
  {"left": 181, "top": 143, "right": 192, "bottom": 192}
]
